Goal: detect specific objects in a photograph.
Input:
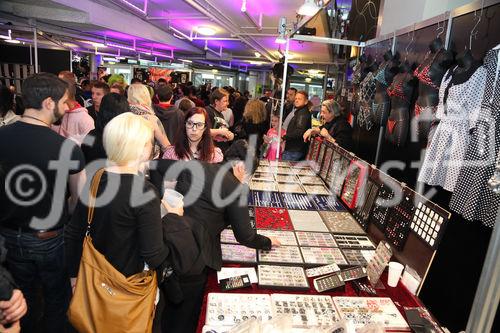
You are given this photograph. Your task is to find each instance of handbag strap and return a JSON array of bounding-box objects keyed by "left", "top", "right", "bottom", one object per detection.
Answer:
[{"left": 87, "top": 168, "right": 105, "bottom": 229}]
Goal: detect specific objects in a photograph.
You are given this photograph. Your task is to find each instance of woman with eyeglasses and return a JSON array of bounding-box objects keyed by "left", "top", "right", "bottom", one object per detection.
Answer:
[{"left": 162, "top": 107, "right": 223, "bottom": 163}]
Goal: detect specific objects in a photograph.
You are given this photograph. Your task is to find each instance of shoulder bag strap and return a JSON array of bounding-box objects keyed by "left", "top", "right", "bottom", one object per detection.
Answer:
[{"left": 87, "top": 168, "right": 105, "bottom": 228}]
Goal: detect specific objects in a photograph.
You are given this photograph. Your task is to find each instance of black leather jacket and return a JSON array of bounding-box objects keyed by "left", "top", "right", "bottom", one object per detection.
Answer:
[{"left": 283, "top": 105, "right": 311, "bottom": 154}]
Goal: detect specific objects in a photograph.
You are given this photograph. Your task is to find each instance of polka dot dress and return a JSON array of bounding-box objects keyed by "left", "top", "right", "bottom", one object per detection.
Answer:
[
  {"left": 418, "top": 65, "right": 487, "bottom": 192},
  {"left": 450, "top": 48, "right": 500, "bottom": 228}
]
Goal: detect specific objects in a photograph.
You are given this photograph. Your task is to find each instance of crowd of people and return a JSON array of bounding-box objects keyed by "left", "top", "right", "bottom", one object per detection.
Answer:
[{"left": 0, "top": 71, "right": 353, "bottom": 332}]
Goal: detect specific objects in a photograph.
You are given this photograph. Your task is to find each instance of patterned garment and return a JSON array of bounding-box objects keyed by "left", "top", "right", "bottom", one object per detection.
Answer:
[
  {"left": 413, "top": 50, "right": 443, "bottom": 90},
  {"left": 254, "top": 207, "right": 293, "bottom": 230},
  {"left": 374, "top": 62, "right": 389, "bottom": 86},
  {"left": 358, "top": 72, "right": 377, "bottom": 130},
  {"left": 418, "top": 65, "right": 487, "bottom": 192},
  {"left": 450, "top": 47, "right": 500, "bottom": 228}
]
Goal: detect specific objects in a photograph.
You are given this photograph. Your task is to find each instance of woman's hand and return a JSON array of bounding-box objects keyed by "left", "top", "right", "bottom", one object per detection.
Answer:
[
  {"left": 0, "top": 290, "right": 27, "bottom": 325},
  {"left": 0, "top": 321, "right": 21, "bottom": 333},
  {"left": 268, "top": 236, "right": 281, "bottom": 247},
  {"left": 161, "top": 200, "right": 184, "bottom": 217},
  {"left": 232, "top": 162, "right": 248, "bottom": 184},
  {"left": 319, "top": 128, "right": 330, "bottom": 139},
  {"left": 263, "top": 135, "right": 271, "bottom": 144},
  {"left": 303, "top": 129, "right": 313, "bottom": 142}
]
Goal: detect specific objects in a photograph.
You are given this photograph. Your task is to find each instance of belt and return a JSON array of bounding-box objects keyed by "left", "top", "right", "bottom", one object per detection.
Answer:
[{"left": 1, "top": 227, "right": 63, "bottom": 240}]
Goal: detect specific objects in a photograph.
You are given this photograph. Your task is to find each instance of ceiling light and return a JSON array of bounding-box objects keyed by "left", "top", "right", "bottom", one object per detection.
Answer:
[
  {"left": 298, "top": 0, "right": 320, "bottom": 16},
  {"left": 5, "top": 39, "right": 21, "bottom": 44},
  {"left": 212, "top": 69, "right": 218, "bottom": 73},
  {"left": 196, "top": 26, "right": 217, "bottom": 36},
  {"left": 275, "top": 36, "right": 287, "bottom": 44},
  {"left": 308, "top": 69, "right": 320, "bottom": 75},
  {"left": 81, "top": 41, "right": 106, "bottom": 48},
  {"left": 305, "top": 77, "right": 312, "bottom": 83},
  {"left": 254, "top": 52, "right": 261, "bottom": 58},
  {"left": 179, "top": 59, "right": 192, "bottom": 63},
  {"left": 0, "top": 30, "right": 12, "bottom": 40}
]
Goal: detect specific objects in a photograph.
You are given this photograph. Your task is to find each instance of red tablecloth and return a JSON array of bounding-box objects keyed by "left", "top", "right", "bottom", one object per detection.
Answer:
[{"left": 196, "top": 265, "right": 423, "bottom": 332}]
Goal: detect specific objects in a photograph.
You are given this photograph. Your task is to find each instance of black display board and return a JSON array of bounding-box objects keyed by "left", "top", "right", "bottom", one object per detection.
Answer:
[
  {"left": 450, "top": 2, "right": 500, "bottom": 59},
  {"left": 0, "top": 44, "right": 70, "bottom": 74},
  {"left": 394, "top": 21, "right": 449, "bottom": 66}
]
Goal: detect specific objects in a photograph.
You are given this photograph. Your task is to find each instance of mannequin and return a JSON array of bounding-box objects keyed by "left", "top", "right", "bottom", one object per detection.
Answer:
[
  {"left": 357, "top": 58, "right": 379, "bottom": 130},
  {"left": 412, "top": 37, "right": 454, "bottom": 144},
  {"left": 372, "top": 51, "right": 400, "bottom": 126},
  {"left": 386, "top": 61, "right": 417, "bottom": 147},
  {"left": 418, "top": 49, "right": 487, "bottom": 192},
  {"left": 352, "top": 54, "right": 367, "bottom": 85}
]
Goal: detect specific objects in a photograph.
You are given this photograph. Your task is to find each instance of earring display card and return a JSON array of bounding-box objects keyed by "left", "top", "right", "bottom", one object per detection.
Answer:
[
  {"left": 249, "top": 180, "right": 277, "bottom": 192},
  {"left": 384, "top": 194, "right": 415, "bottom": 250},
  {"left": 312, "top": 195, "right": 346, "bottom": 211},
  {"left": 366, "top": 241, "right": 393, "bottom": 287},
  {"left": 332, "top": 297, "right": 410, "bottom": 331},
  {"left": 303, "top": 184, "right": 332, "bottom": 195},
  {"left": 277, "top": 182, "right": 306, "bottom": 194},
  {"left": 269, "top": 160, "right": 290, "bottom": 167},
  {"left": 250, "top": 191, "right": 283, "bottom": 208},
  {"left": 254, "top": 207, "right": 293, "bottom": 230},
  {"left": 270, "top": 294, "right": 340, "bottom": 328},
  {"left": 288, "top": 210, "right": 329, "bottom": 232},
  {"left": 274, "top": 174, "right": 299, "bottom": 183},
  {"left": 370, "top": 185, "right": 395, "bottom": 231},
  {"left": 297, "top": 175, "right": 324, "bottom": 184},
  {"left": 319, "top": 211, "right": 366, "bottom": 235},
  {"left": 221, "top": 229, "right": 238, "bottom": 244},
  {"left": 334, "top": 234, "right": 376, "bottom": 250},
  {"left": 411, "top": 201, "right": 447, "bottom": 249},
  {"left": 256, "top": 230, "right": 298, "bottom": 246},
  {"left": 276, "top": 166, "right": 295, "bottom": 175},
  {"left": 206, "top": 293, "right": 273, "bottom": 327},
  {"left": 328, "top": 156, "right": 351, "bottom": 196},
  {"left": 341, "top": 161, "right": 368, "bottom": 210},
  {"left": 341, "top": 249, "right": 370, "bottom": 266},
  {"left": 295, "top": 231, "right": 337, "bottom": 247},
  {"left": 281, "top": 193, "right": 316, "bottom": 210},
  {"left": 258, "top": 160, "right": 270, "bottom": 166},
  {"left": 255, "top": 166, "right": 272, "bottom": 173},
  {"left": 313, "top": 143, "right": 327, "bottom": 173},
  {"left": 320, "top": 146, "right": 334, "bottom": 180},
  {"left": 295, "top": 168, "right": 317, "bottom": 176},
  {"left": 258, "top": 245, "right": 304, "bottom": 265},
  {"left": 305, "top": 263, "right": 341, "bottom": 278},
  {"left": 353, "top": 180, "right": 380, "bottom": 230},
  {"left": 221, "top": 244, "right": 257, "bottom": 264},
  {"left": 257, "top": 265, "right": 309, "bottom": 290},
  {"left": 300, "top": 246, "right": 348, "bottom": 265},
  {"left": 251, "top": 172, "right": 275, "bottom": 182}
]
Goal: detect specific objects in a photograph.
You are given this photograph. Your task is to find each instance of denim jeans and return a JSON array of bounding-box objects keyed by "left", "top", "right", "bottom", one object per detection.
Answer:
[
  {"left": 1, "top": 228, "right": 70, "bottom": 333},
  {"left": 282, "top": 150, "right": 305, "bottom": 161}
]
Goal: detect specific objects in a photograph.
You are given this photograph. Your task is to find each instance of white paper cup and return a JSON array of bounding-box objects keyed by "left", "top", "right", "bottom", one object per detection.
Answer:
[
  {"left": 387, "top": 262, "right": 404, "bottom": 287},
  {"left": 163, "top": 189, "right": 184, "bottom": 208}
]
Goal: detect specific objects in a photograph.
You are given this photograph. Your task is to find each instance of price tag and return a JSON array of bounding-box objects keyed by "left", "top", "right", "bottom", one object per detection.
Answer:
[
  {"left": 347, "top": 92, "right": 353, "bottom": 102},
  {"left": 341, "top": 88, "right": 346, "bottom": 97}
]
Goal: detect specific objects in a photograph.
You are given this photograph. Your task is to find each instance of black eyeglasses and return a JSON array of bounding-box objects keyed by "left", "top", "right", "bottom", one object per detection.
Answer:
[{"left": 185, "top": 121, "right": 206, "bottom": 130}]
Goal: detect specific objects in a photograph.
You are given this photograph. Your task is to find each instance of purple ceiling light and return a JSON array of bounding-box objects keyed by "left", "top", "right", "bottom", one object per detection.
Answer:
[
  {"left": 106, "top": 40, "right": 136, "bottom": 51},
  {"left": 95, "top": 46, "right": 121, "bottom": 57},
  {"left": 116, "top": 0, "right": 148, "bottom": 15}
]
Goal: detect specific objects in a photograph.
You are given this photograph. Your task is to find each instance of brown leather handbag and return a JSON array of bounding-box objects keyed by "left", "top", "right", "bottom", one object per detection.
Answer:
[{"left": 68, "top": 169, "right": 158, "bottom": 333}]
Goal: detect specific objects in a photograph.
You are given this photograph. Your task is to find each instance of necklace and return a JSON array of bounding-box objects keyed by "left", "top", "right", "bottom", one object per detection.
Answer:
[{"left": 22, "top": 115, "right": 51, "bottom": 127}]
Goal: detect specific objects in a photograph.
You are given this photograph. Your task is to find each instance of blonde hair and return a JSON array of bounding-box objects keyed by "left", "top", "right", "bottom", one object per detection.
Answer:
[
  {"left": 127, "top": 83, "right": 152, "bottom": 108},
  {"left": 103, "top": 113, "right": 153, "bottom": 166},
  {"left": 243, "top": 99, "right": 266, "bottom": 124}
]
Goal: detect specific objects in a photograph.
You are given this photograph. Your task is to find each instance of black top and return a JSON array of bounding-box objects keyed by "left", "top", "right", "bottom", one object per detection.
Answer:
[
  {"left": 150, "top": 159, "right": 272, "bottom": 272},
  {"left": 321, "top": 117, "right": 353, "bottom": 151},
  {"left": 87, "top": 105, "right": 97, "bottom": 122},
  {"left": 153, "top": 104, "right": 184, "bottom": 144},
  {"left": 81, "top": 129, "right": 106, "bottom": 166},
  {"left": 239, "top": 119, "right": 268, "bottom": 155},
  {"left": 65, "top": 172, "right": 173, "bottom": 277},
  {"left": 206, "top": 105, "right": 231, "bottom": 152},
  {"left": 283, "top": 106, "right": 311, "bottom": 154},
  {"left": 0, "top": 122, "right": 85, "bottom": 231}
]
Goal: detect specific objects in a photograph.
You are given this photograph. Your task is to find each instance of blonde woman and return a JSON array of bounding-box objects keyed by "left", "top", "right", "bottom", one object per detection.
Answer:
[
  {"left": 127, "top": 83, "right": 170, "bottom": 157},
  {"left": 66, "top": 113, "right": 197, "bottom": 331},
  {"left": 238, "top": 99, "right": 268, "bottom": 154}
]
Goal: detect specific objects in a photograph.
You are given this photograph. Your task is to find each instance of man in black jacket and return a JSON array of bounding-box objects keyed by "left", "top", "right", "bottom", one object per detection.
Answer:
[
  {"left": 150, "top": 140, "right": 279, "bottom": 333},
  {"left": 282, "top": 90, "right": 311, "bottom": 161},
  {"left": 153, "top": 84, "right": 184, "bottom": 143}
]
